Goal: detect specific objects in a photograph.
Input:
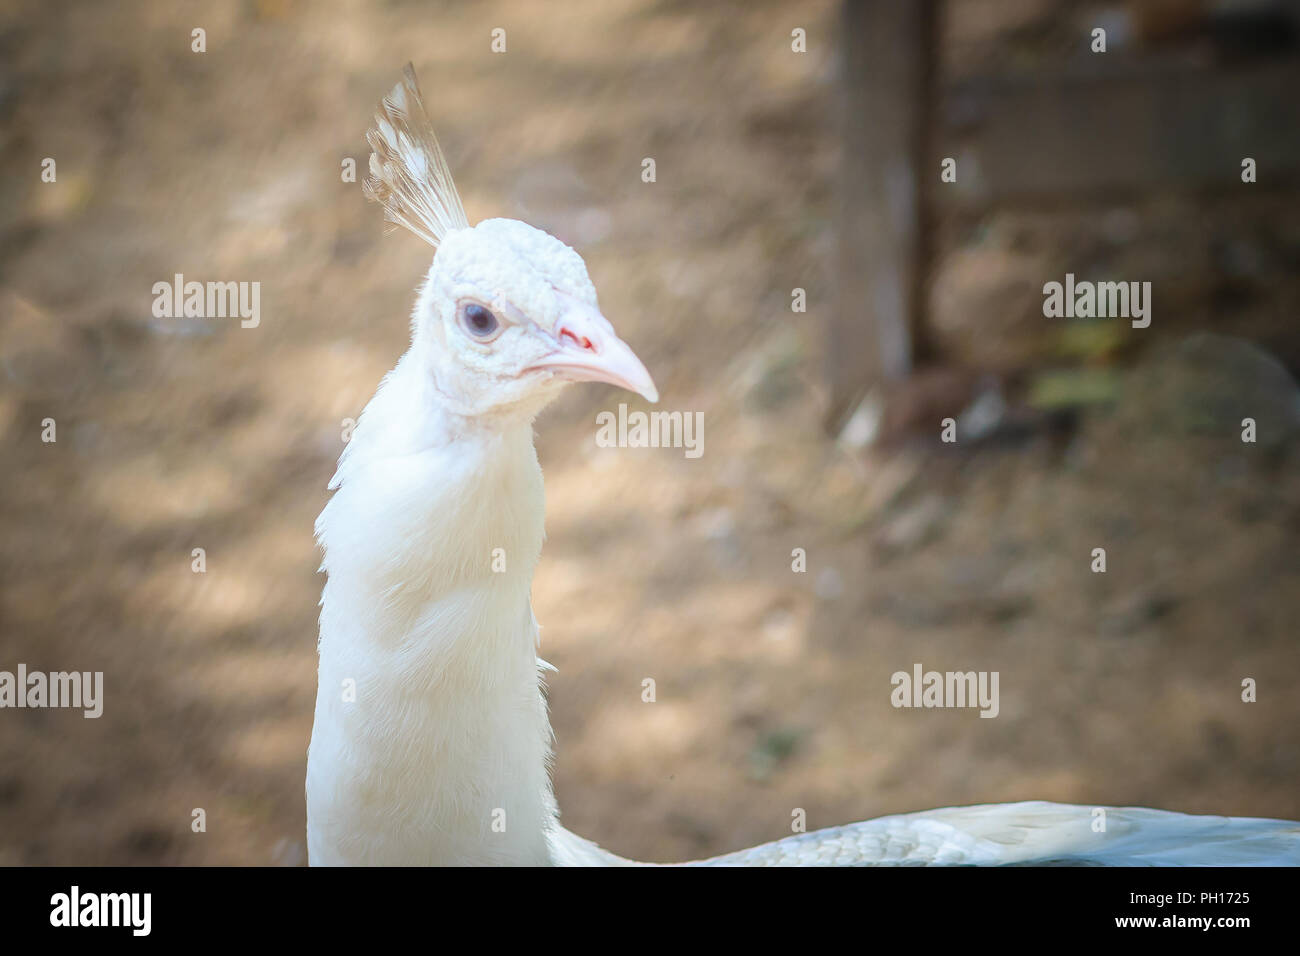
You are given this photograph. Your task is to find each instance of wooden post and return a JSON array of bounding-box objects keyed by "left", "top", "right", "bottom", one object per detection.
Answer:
[{"left": 828, "top": 0, "right": 937, "bottom": 431}]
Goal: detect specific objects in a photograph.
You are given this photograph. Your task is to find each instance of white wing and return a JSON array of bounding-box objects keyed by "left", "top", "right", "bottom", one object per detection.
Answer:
[{"left": 550, "top": 802, "right": 1300, "bottom": 866}]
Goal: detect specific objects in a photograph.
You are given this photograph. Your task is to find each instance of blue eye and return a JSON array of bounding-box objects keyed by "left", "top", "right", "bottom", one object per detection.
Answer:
[{"left": 461, "top": 303, "right": 500, "bottom": 338}]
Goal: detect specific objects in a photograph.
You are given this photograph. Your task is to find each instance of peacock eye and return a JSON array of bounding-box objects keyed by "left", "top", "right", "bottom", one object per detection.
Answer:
[{"left": 460, "top": 302, "right": 501, "bottom": 340}]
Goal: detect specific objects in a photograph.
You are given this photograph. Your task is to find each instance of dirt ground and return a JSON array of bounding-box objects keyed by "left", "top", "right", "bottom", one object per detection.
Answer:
[{"left": 1, "top": 0, "right": 1297, "bottom": 865}]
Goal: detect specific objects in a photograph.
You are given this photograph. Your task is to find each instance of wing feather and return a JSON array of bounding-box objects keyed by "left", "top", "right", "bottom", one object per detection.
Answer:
[
  {"left": 549, "top": 802, "right": 1300, "bottom": 866},
  {"left": 690, "top": 802, "right": 1300, "bottom": 866}
]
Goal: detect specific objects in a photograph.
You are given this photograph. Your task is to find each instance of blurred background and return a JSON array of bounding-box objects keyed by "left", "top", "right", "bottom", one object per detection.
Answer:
[{"left": 1, "top": 0, "right": 1298, "bottom": 865}]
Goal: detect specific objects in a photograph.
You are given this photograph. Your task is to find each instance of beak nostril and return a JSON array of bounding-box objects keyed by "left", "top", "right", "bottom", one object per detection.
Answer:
[
  {"left": 534, "top": 313, "right": 658, "bottom": 402},
  {"left": 559, "top": 327, "right": 596, "bottom": 352}
]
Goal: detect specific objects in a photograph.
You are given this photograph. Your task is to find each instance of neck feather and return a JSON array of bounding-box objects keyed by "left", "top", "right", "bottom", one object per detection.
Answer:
[{"left": 307, "top": 356, "right": 557, "bottom": 865}]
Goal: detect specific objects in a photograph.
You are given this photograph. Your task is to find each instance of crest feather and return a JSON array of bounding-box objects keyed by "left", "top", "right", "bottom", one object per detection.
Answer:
[{"left": 363, "top": 63, "right": 469, "bottom": 247}]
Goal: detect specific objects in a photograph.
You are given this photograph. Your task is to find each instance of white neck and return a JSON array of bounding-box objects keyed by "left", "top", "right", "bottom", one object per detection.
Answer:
[{"left": 306, "top": 353, "right": 557, "bottom": 865}]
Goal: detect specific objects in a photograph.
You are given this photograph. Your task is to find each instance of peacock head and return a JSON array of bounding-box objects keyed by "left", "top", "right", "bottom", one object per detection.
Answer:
[{"left": 365, "top": 65, "right": 656, "bottom": 420}]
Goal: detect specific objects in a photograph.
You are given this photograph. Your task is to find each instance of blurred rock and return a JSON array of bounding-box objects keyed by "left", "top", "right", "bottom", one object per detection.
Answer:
[
  {"left": 1118, "top": 333, "right": 1300, "bottom": 446},
  {"left": 929, "top": 239, "right": 1055, "bottom": 371}
]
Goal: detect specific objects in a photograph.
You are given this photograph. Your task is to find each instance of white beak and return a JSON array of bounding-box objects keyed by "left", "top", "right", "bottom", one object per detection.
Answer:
[{"left": 530, "top": 294, "right": 659, "bottom": 403}]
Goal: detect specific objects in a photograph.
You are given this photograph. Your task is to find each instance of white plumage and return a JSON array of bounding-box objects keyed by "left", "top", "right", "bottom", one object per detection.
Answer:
[{"left": 305, "top": 66, "right": 1300, "bottom": 867}]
